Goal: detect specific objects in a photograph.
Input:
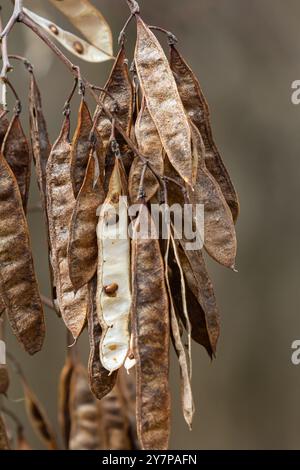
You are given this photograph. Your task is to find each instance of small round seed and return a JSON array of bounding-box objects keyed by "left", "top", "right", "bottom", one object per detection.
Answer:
[
  {"left": 73, "top": 41, "right": 84, "bottom": 54},
  {"left": 49, "top": 24, "right": 59, "bottom": 35},
  {"left": 104, "top": 283, "right": 118, "bottom": 295}
]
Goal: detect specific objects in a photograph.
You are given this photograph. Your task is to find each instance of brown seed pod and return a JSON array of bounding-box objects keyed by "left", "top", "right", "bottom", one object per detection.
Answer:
[
  {"left": 101, "top": 378, "right": 131, "bottom": 450},
  {"left": 58, "top": 354, "right": 75, "bottom": 449},
  {"left": 87, "top": 277, "right": 117, "bottom": 400},
  {"left": 170, "top": 45, "right": 239, "bottom": 222},
  {"left": 2, "top": 113, "right": 31, "bottom": 212},
  {"left": 0, "top": 296, "right": 6, "bottom": 318},
  {"left": 0, "top": 153, "right": 45, "bottom": 355},
  {"left": 68, "top": 150, "right": 105, "bottom": 291},
  {"left": 176, "top": 239, "right": 220, "bottom": 356},
  {"left": 29, "top": 71, "right": 51, "bottom": 211},
  {"left": 71, "top": 98, "right": 104, "bottom": 198},
  {"left": 190, "top": 122, "right": 237, "bottom": 269},
  {"left": 22, "top": 378, "right": 58, "bottom": 450},
  {"left": 46, "top": 114, "right": 89, "bottom": 340},
  {"left": 165, "top": 232, "right": 194, "bottom": 429},
  {"left": 96, "top": 46, "right": 133, "bottom": 188},
  {"left": 69, "top": 362, "right": 105, "bottom": 450},
  {"left": 28, "top": 72, "right": 58, "bottom": 315},
  {"left": 129, "top": 97, "right": 164, "bottom": 203},
  {"left": 0, "top": 414, "right": 10, "bottom": 450},
  {"left": 97, "top": 46, "right": 133, "bottom": 153},
  {"left": 131, "top": 205, "right": 170, "bottom": 450},
  {"left": 0, "top": 365, "right": 9, "bottom": 395},
  {"left": 135, "top": 17, "right": 192, "bottom": 185}
]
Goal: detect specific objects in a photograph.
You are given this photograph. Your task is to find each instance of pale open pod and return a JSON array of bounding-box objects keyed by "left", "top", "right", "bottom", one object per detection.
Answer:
[
  {"left": 96, "top": 160, "right": 131, "bottom": 373},
  {"left": 24, "top": 8, "right": 113, "bottom": 63},
  {"left": 49, "top": 0, "right": 113, "bottom": 57}
]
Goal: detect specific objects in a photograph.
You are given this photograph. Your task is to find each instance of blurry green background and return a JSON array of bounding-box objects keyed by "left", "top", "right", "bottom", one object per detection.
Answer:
[{"left": 1, "top": 0, "right": 300, "bottom": 450}]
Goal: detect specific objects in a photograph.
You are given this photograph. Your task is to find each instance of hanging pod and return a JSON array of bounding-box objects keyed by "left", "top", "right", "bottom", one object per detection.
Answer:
[
  {"left": 131, "top": 204, "right": 170, "bottom": 450},
  {"left": 46, "top": 113, "right": 89, "bottom": 340},
  {"left": 2, "top": 112, "right": 31, "bottom": 212},
  {"left": 68, "top": 149, "right": 105, "bottom": 291},
  {"left": 129, "top": 97, "right": 164, "bottom": 203},
  {"left": 170, "top": 44, "right": 239, "bottom": 222},
  {"left": 134, "top": 17, "right": 192, "bottom": 185},
  {"left": 96, "top": 158, "right": 131, "bottom": 373},
  {"left": 0, "top": 153, "right": 45, "bottom": 355}
]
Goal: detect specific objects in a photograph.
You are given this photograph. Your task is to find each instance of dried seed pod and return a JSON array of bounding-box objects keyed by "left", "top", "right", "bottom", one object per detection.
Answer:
[
  {"left": 22, "top": 378, "right": 58, "bottom": 450},
  {"left": 96, "top": 159, "right": 131, "bottom": 373},
  {"left": 87, "top": 278, "right": 117, "bottom": 400},
  {"left": 28, "top": 72, "right": 58, "bottom": 314},
  {"left": 0, "top": 365, "right": 9, "bottom": 395},
  {"left": 190, "top": 122, "right": 237, "bottom": 269},
  {"left": 135, "top": 17, "right": 192, "bottom": 185},
  {"left": 129, "top": 98, "right": 163, "bottom": 202},
  {"left": 0, "top": 414, "right": 10, "bottom": 450},
  {"left": 24, "top": 8, "right": 113, "bottom": 63},
  {"left": 164, "top": 232, "right": 194, "bottom": 429},
  {"left": 131, "top": 205, "right": 170, "bottom": 450},
  {"left": 97, "top": 46, "right": 133, "bottom": 153},
  {"left": 69, "top": 363, "right": 105, "bottom": 450},
  {"left": 58, "top": 354, "right": 75, "bottom": 449},
  {"left": 68, "top": 149, "right": 105, "bottom": 291},
  {"left": 176, "top": 239, "right": 220, "bottom": 356},
  {"left": 29, "top": 72, "right": 51, "bottom": 210},
  {"left": 170, "top": 45, "right": 239, "bottom": 222},
  {"left": 71, "top": 98, "right": 104, "bottom": 198},
  {"left": 2, "top": 113, "right": 31, "bottom": 212},
  {"left": 101, "top": 379, "right": 131, "bottom": 450},
  {"left": 0, "top": 153, "right": 45, "bottom": 355},
  {"left": 46, "top": 115, "right": 89, "bottom": 339}
]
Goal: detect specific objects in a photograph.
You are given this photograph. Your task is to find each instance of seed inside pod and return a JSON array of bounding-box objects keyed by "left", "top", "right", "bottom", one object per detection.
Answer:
[
  {"left": 73, "top": 41, "right": 84, "bottom": 54},
  {"left": 49, "top": 24, "right": 59, "bottom": 35},
  {"left": 104, "top": 283, "right": 119, "bottom": 296}
]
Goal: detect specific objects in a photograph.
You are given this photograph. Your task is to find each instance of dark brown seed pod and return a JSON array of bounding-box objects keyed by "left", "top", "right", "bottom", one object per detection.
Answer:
[
  {"left": 170, "top": 45, "right": 239, "bottom": 222},
  {"left": 28, "top": 72, "right": 58, "bottom": 315},
  {"left": 68, "top": 150, "right": 105, "bottom": 291},
  {"left": 131, "top": 205, "right": 170, "bottom": 450},
  {"left": 176, "top": 239, "right": 220, "bottom": 356},
  {"left": 134, "top": 17, "right": 192, "bottom": 185},
  {"left": 0, "top": 365, "right": 9, "bottom": 395},
  {"left": 129, "top": 97, "right": 164, "bottom": 203},
  {"left": 0, "top": 153, "right": 45, "bottom": 355},
  {"left": 0, "top": 414, "right": 10, "bottom": 450},
  {"left": 69, "top": 362, "right": 105, "bottom": 450},
  {"left": 190, "top": 122, "right": 237, "bottom": 269},
  {"left": 46, "top": 114, "right": 89, "bottom": 340},
  {"left": 2, "top": 113, "right": 31, "bottom": 212},
  {"left": 87, "top": 278, "right": 117, "bottom": 401},
  {"left": 118, "top": 368, "right": 140, "bottom": 450},
  {"left": 22, "top": 378, "right": 58, "bottom": 450},
  {"left": 58, "top": 354, "right": 75, "bottom": 449},
  {"left": 96, "top": 46, "right": 133, "bottom": 188},
  {"left": 71, "top": 98, "right": 104, "bottom": 198}
]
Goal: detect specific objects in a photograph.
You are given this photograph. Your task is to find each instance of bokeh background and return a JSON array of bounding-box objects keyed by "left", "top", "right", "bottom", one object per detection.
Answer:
[{"left": 1, "top": 0, "right": 300, "bottom": 450}]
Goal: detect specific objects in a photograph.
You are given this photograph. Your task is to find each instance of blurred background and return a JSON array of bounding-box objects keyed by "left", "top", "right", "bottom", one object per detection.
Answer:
[{"left": 1, "top": 0, "right": 300, "bottom": 450}]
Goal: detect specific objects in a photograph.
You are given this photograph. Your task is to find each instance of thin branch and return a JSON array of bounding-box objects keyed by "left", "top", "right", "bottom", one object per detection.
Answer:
[
  {"left": 40, "top": 295, "right": 55, "bottom": 311},
  {"left": 126, "top": 0, "right": 140, "bottom": 15},
  {"left": 0, "top": 0, "right": 23, "bottom": 40},
  {"left": 148, "top": 25, "right": 178, "bottom": 45}
]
